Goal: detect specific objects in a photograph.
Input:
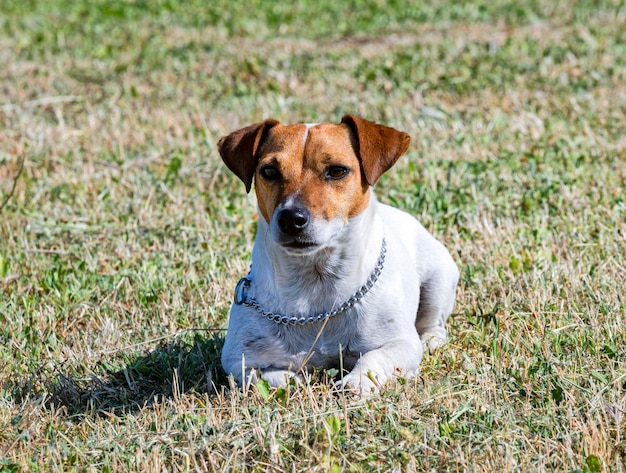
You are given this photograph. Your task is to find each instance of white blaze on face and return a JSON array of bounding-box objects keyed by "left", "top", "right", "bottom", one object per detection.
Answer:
[{"left": 302, "top": 123, "right": 317, "bottom": 148}]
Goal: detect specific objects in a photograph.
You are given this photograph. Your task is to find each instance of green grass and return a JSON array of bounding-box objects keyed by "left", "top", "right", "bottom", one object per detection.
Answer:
[{"left": 1, "top": 0, "right": 625, "bottom": 471}]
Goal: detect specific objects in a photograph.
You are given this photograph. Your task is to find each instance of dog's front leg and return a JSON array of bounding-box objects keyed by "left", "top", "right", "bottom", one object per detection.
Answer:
[
  {"left": 336, "top": 340, "right": 423, "bottom": 396},
  {"left": 224, "top": 346, "right": 305, "bottom": 389}
]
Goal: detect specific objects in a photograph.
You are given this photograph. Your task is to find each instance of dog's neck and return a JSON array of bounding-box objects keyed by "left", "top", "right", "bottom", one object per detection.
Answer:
[{"left": 249, "top": 194, "right": 384, "bottom": 317}]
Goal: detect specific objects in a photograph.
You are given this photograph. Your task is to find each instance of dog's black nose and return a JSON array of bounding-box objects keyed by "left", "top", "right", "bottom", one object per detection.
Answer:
[{"left": 276, "top": 207, "right": 310, "bottom": 235}]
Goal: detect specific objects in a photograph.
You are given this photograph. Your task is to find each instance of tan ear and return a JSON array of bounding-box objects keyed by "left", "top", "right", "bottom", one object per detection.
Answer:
[
  {"left": 217, "top": 119, "right": 279, "bottom": 193},
  {"left": 341, "top": 114, "right": 410, "bottom": 186}
]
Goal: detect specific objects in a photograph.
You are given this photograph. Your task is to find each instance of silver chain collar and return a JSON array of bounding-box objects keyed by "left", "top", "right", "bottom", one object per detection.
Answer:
[{"left": 233, "top": 238, "right": 387, "bottom": 326}]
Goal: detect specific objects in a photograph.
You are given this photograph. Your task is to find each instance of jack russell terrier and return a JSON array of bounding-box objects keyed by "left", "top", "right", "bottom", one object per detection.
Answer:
[{"left": 218, "top": 115, "right": 459, "bottom": 395}]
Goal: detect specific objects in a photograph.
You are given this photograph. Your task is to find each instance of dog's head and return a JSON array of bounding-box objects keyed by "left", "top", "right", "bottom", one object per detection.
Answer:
[{"left": 218, "top": 115, "right": 410, "bottom": 254}]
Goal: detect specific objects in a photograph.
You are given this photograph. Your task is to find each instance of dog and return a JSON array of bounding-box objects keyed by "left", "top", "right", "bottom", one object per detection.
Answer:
[{"left": 218, "top": 115, "right": 459, "bottom": 395}]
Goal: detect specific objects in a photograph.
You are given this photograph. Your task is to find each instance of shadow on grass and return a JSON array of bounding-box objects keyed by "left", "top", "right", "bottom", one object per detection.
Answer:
[{"left": 22, "top": 331, "right": 230, "bottom": 418}]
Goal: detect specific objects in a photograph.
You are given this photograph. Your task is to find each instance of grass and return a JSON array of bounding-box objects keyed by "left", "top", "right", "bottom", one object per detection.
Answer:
[{"left": 1, "top": 0, "right": 625, "bottom": 470}]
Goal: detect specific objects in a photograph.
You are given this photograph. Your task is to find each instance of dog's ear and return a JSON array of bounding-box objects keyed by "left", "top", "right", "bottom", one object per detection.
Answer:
[
  {"left": 218, "top": 119, "right": 280, "bottom": 193},
  {"left": 341, "top": 114, "right": 410, "bottom": 186}
]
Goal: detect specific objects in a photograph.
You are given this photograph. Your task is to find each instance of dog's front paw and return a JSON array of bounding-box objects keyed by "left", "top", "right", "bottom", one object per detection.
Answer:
[
  {"left": 260, "top": 369, "right": 300, "bottom": 388},
  {"left": 335, "top": 370, "right": 382, "bottom": 397},
  {"left": 420, "top": 329, "right": 448, "bottom": 354}
]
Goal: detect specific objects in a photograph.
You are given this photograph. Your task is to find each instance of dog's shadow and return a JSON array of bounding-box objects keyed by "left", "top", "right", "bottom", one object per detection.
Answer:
[{"left": 46, "top": 331, "right": 229, "bottom": 417}]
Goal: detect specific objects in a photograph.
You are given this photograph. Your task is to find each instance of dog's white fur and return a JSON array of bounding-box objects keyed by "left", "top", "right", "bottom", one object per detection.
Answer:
[{"left": 219, "top": 117, "right": 459, "bottom": 395}]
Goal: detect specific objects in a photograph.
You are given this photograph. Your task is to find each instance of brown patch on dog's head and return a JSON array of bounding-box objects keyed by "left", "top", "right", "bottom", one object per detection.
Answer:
[
  {"left": 252, "top": 122, "right": 377, "bottom": 225},
  {"left": 218, "top": 116, "right": 411, "bottom": 225}
]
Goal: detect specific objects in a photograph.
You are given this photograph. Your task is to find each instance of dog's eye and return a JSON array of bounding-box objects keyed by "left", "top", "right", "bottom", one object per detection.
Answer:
[
  {"left": 260, "top": 166, "right": 280, "bottom": 181},
  {"left": 326, "top": 166, "right": 349, "bottom": 180}
]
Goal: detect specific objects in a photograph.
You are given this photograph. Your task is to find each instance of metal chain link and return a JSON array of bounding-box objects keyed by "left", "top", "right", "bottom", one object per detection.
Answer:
[{"left": 233, "top": 238, "right": 387, "bottom": 326}]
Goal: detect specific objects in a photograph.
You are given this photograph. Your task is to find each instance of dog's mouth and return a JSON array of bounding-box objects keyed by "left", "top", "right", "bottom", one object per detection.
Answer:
[
  {"left": 282, "top": 240, "right": 318, "bottom": 249},
  {"left": 278, "top": 239, "right": 325, "bottom": 255}
]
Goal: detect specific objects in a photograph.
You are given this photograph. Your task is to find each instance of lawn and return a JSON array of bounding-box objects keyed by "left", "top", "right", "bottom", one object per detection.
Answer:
[{"left": 1, "top": 0, "right": 625, "bottom": 471}]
